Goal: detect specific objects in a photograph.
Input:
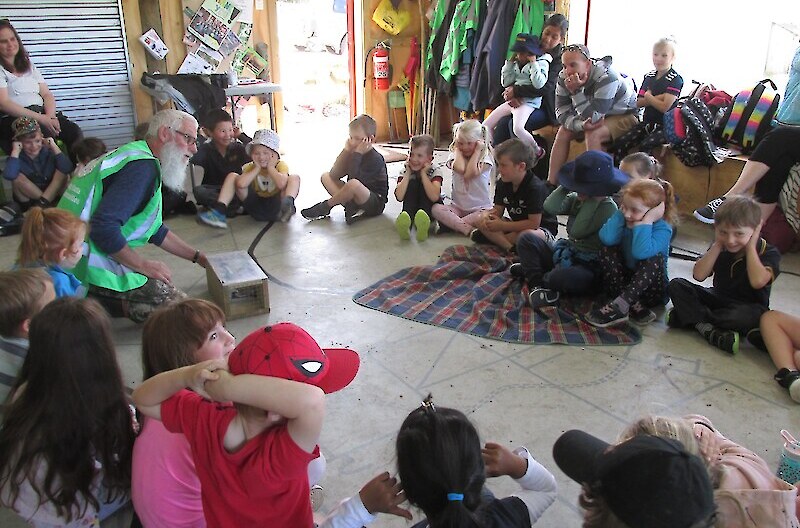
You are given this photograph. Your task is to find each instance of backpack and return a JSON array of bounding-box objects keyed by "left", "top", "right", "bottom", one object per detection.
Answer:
[
  {"left": 715, "top": 79, "right": 780, "bottom": 154},
  {"left": 664, "top": 97, "right": 721, "bottom": 167},
  {"left": 0, "top": 202, "right": 23, "bottom": 237}
]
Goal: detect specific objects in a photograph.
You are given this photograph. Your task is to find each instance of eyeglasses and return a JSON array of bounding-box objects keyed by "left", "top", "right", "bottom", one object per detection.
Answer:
[
  {"left": 563, "top": 44, "right": 590, "bottom": 60},
  {"left": 170, "top": 128, "right": 197, "bottom": 144}
]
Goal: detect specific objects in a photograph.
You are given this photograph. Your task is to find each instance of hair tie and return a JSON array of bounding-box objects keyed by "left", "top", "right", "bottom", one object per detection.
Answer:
[{"left": 447, "top": 493, "right": 464, "bottom": 502}]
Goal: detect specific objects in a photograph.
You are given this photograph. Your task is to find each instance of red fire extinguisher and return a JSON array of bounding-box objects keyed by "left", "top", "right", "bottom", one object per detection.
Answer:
[{"left": 372, "top": 43, "right": 390, "bottom": 91}]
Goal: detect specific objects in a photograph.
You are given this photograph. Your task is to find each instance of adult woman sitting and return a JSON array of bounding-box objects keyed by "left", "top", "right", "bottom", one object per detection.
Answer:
[
  {"left": 491, "top": 14, "right": 569, "bottom": 147},
  {"left": 0, "top": 19, "right": 83, "bottom": 156}
]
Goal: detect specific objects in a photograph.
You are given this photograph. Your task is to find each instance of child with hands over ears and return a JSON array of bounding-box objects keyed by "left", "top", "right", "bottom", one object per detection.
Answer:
[
  {"left": 393, "top": 396, "right": 556, "bottom": 527},
  {"left": 132, "top": 323, "right": 360, "bottom": 527},
  {"left": 3, "top": 116, "right": 73, "bottom": 210},
  {"left": 17, "top": 207, "right": 86, "bottom": 297},
  {"left": 586, "top": 178, "right": 676, "bottom": 328},
  {"left": 431, "top": 120, "right": 494, "bottom": 236},
  {"left": 394, "top": 134, "right": 443, "bottom": 242},
  {"left": 482, "top": 34, "right": 550, "bottom": 158},
  {"left": 668, "top": 195, "right": 780, "bottom": 355},
  {"left": 197, "top": 128, "right": 300, "bottom": 228}
]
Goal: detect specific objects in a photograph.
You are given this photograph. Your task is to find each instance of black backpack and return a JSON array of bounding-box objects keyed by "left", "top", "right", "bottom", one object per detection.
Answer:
[
  {"left": 665, "top": 97, "right": 721, "bottom": 167},
  {"left": 0, "top": 202, "right": 23, "bottom": 237}
]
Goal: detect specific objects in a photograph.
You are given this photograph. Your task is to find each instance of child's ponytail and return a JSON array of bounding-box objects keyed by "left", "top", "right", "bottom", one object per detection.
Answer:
[
  {"left": 18, "top": 207, "right": 86, "bottom": 266},
  {"left": 397, "top": 401, "right": 486, "bottom": 528},
  {"left": 660, "top": 178, "right": 679, "bottom": 226},
  {"left": 621, "top": 152, "right": 663, "bottom": 180}
]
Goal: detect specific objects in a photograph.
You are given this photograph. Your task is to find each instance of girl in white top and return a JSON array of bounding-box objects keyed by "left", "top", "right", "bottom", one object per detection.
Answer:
[
  {"left": 0, "top": 19, "right": 83, "bottom": 155},
  {"left": 432, "top": 120, "right": 494, "bottom": 236}
]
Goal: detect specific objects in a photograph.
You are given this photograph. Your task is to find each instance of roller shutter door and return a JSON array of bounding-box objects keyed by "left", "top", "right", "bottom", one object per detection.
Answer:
[{"left": 1, "top": 0, "right": 135, "bottom": 148}]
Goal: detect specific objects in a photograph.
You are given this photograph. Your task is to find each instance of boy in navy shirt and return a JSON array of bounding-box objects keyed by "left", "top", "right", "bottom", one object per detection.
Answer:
[
  {"left": 667, "top": 195, "right": 780, "bottom": 354},
  {"left": 471, "top": 138, "right": 557, "bottom": 253}
]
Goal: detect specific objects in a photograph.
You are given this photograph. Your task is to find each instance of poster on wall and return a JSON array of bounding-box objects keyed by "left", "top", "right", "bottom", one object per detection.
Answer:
[
  {"left": 187, "top": 0, "right": 241, "bottom": 50},
  {"left": 228, "top": 0, "right": 254, "bottom": 24}
]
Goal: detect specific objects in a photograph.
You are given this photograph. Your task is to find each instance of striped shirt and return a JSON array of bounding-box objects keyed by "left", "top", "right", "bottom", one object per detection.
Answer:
[
  {"left": 555, "top": 60, "right": 638, "bottom": 132},
  {"left": 0, "top": 335, "right": 28, "bottom": 409}
]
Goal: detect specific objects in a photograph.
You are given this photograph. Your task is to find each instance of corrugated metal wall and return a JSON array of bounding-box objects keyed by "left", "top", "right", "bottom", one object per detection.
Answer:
[{"left": 1, "top": 0, "right": 136, "bottom": 148}]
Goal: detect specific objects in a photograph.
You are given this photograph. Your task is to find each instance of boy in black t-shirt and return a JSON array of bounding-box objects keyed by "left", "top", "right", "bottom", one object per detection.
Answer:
[
  {"left": 301, "top": 114, "right": 389, "bottom": 225},
  {"left": 667, "top": 196, "right": 781, "bottom": 354},
  {"left": 190, "top": 109, "right": 251, "bottom": 207},
  {"left": 471, "top": 139, "right": 557, "bottom": 252}
]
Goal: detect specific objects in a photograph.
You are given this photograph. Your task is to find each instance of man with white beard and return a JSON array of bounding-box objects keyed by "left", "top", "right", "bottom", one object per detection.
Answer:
[{"left": 58, "top": 109, "right": 205, "bottom": 322}]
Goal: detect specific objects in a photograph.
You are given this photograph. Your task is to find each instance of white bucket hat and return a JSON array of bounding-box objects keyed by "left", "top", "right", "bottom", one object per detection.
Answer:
[{"left": 246, "top": 129, "right": 280, "bottom": 156}]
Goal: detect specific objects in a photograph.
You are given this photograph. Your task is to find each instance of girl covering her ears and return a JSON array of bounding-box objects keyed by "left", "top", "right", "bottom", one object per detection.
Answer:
[
  {"left": 0, "top": 297, "right": 136, "bottom": 526},
  {"left": 586, "top": 178, "right": 677, "bottom": 328},
  {"left": 395, "top": 396, "right": 557, "bottom": 527},
  {"left": 431, "top": 120, "right": 494, "bottom": 236},
  {"left": 17, "top": 206, "right": 86, "bottom": 297}
]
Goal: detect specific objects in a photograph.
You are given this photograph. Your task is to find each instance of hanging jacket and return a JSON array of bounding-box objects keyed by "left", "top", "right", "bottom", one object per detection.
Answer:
[
  {"left": 469, "top": 0, "right": 518, "bottom": 110},
  {"left": 438, "top": 0, "right": 483, "bottom": 84},
  {"left": 425, "top": 0, "right": 460, "bottom": 91},
  {"left": 506, "top": 0, "right": 544, "bottom": 59}
]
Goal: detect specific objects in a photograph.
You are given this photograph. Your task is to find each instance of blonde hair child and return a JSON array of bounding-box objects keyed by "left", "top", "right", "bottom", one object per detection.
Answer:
[
  {"left": 586, "top": 178, "right": 676, "bottom": 327},
  {"left": 431, "top": 120, "right": 494, "bottom": 236},
  {"left": 17, "top": 207, "right": 86, "bottom": 298}
]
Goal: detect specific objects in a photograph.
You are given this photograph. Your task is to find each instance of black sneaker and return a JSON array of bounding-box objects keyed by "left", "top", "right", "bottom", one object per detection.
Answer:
[
  {"left": 301, "top": 201, "right": 332, "bottom": 220},
  {"left": 629, "top": 302, "right": 656, "bottom": 325},
  {"left": 279, "top": 198, "right": 296, "bottom": 222},
  {"left": 529, "top": 287, "right": 559, "bottom": 308},
  {"left": 745, "top": 328, "right": 767, "bottom": 352},
  {"left": 693, "top": 196, "right": 725, "bottom": 224},
  {"left": 774, "top": 369, "right": 800, "bottom": 403},
  {"left": 585, "top": 303, "right": 628, "bottom": 327},
  {"left": 509, "top": 263, "right": 526, "bottom": 278},
  {"left": 707, "top": 328, "right": 739, "bottom": 354},
  {"left": 469, "top": 229, "right": 490, "bottom": 244}
]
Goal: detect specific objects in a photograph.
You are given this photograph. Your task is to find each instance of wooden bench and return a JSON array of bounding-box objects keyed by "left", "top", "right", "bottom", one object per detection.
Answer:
[{"left": 533, "top": 125, "right": 747, "bottom": 216}]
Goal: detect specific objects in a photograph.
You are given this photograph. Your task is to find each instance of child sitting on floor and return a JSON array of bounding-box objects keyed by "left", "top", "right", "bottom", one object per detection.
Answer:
[
  {"left": 392, "top": 395, "right": 556, "bottom": 527},
  {"left": 0, "top": 269, "right": 54, "bottom": 410},
  {"left": 667, "top": 195, "right": 780, "bottom": 354},
  {"left": 70, "top": 137, "right": 107, "bottom": 177},
  {"left": 197, "top": 128, "right": 300, "bottom": 228},
  {"left": 132, "top": 323, "right": 360, "bottom": 526},
  {"left": 302, "top": 114, "right": 389, "bottom": 224},
  {"left": 3, "top": 116, "right": 73, "bottom": 210},
  {"left": 394, "top": 134, "right": 443, "bottom": 241},
  {"left": 511, "top": 150, "right": 625, "bottom": 308},
  {"left": 481, "top": 33, "right": 550, "bottom": 159},
  {"left": 17, "top": 207, "right": 86, "bottom": 297},
  {"left": 431, "top": 119, "right": 494, "bottom": 236},
  {"left": 761, "top": 310, "right": 800, "bottom": 403},
  {"left": 470, "top": 138, "right": 557, "bottom": 253},
  {"left": 586, "top": 178, "right": 676, "bottom": 327},
  {"left": 0, "top": 298, "right": 136, "bottom": 526}
]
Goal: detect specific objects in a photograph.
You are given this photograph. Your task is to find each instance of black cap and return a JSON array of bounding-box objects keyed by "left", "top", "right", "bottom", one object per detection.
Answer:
[{"left": 553, "top": 430, "right": 715, "bottom": 528}]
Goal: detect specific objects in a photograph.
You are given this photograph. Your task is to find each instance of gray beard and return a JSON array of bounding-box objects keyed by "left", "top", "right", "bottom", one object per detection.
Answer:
[{"left": 159, "top": 142, "right": 190, "bottom": 192}]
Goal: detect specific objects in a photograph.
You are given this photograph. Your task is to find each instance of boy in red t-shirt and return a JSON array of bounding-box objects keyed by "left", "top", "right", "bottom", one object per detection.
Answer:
[{"left": 132, "top": 322, "right": 360, "bottom": 526}]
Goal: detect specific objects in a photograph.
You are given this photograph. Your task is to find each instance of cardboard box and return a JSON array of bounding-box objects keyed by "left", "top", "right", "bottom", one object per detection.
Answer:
[{"left": 206, "top": 250, "right": 269, "bottom": 319}]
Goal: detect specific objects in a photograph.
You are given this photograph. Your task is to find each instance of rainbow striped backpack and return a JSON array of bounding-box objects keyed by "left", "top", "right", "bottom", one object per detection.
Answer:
[{"left": 715, "top": 79, "right": 780, "bottom": 154}]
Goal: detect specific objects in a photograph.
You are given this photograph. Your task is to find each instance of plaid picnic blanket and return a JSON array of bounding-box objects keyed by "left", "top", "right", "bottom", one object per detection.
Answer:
[{"left": 353, "top": 245, "right": 641, "bottom": 346}]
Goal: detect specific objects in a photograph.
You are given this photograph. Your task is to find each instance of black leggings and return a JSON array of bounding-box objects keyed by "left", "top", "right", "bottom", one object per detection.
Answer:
[
  {"left": 599, "top": 245, "right": 667, "bottom": 308},
  {"left": 750, "top": 126, "right": 800, "bottom": 204}
]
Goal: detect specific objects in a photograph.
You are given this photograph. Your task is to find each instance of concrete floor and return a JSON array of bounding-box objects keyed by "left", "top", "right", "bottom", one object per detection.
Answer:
[{"left": 2, "top": 120, "right": 799, "bottom": 526}]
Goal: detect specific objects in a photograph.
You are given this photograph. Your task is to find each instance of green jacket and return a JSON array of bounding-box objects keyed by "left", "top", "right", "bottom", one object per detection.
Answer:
[
  {"left": 543, "top": 186, "right": 617, "bottom": 254},
  {"left": 58, "top": 140, "right": 163, "bottom": 292}
]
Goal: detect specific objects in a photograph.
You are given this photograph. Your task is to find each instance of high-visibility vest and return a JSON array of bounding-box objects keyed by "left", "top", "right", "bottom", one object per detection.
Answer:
[{"left": 58, "top": 140, "right": 163, "bottom": 292}]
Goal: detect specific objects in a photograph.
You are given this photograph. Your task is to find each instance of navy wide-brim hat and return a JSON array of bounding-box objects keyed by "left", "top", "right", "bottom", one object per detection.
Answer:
[
  {"left": 557, "top": 150, "right": 630, "bottom": 197},
  {"left": 510, "top": 33, "right": 544, "bottom": 56}
]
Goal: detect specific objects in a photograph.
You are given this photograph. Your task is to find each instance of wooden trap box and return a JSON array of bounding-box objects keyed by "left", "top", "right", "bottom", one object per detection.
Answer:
[{"left": 206, "top": 251, "right": 270, "bottom": 319}]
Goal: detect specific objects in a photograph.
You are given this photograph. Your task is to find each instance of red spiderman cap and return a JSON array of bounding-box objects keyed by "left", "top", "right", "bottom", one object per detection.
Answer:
[{"left": 227, "top": 322, "right": 360, "bottom": 394}]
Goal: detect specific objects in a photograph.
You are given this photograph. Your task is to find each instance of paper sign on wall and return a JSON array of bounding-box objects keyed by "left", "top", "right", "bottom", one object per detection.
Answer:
[{"left": 139, "top": 28, "right": 169, "bottom": 60}]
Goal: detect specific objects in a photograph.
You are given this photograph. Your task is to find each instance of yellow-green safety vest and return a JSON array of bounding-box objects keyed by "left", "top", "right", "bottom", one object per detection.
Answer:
[{"left": 58, "top": 140, "right": 163, "bottom": 292}]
